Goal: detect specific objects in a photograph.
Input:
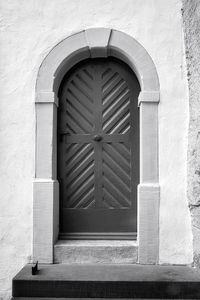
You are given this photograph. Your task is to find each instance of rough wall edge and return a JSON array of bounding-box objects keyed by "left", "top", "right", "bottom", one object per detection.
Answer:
[{"left": 182, "top": 0, "right": 200, "bottom": 267}]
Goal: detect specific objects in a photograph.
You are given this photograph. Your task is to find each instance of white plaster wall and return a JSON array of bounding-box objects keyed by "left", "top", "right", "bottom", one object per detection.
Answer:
[{"left": 0, "top": 0, "right": 192, "bottom": 298}]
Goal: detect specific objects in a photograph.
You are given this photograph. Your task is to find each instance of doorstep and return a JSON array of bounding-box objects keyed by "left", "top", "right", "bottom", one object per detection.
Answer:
[
  {"left": 54, "top": 240, "right": 138, "bottom": 264},
  {"left": 12, "top": 263, "right": 200, "bottom": 299}
]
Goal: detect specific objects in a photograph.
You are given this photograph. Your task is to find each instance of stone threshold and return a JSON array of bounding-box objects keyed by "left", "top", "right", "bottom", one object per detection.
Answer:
[{"left": 54, "top": 240, "right": 138, "bottom": 264}]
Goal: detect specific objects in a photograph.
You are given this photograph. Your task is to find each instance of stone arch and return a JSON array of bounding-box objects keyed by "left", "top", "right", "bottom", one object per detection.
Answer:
[{"left": 33, "top": 28, "right": 160, "bottom": 264}]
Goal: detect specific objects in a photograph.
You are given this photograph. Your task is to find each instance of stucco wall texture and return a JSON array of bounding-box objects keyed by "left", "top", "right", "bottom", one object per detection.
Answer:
[
  {"left": 182, "top": 0, "right": 200, "bottom": 267},
  {"left": 0, "top": 0, "right": 193, "bottom": 298}
]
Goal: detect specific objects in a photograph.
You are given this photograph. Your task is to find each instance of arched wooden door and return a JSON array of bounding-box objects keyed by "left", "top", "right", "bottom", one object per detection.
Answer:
[{"left": 58, "top": 57, "right": 140, "bottom": 239}]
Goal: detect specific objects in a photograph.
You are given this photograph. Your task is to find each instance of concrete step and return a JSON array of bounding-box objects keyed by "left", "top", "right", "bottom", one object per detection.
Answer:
[
  {"left": 12, "top": 263, "right": 200, "bottom": 299},
  {"left": 13, "top": 298, "right": 194, "bottom": 300},
  {"left": 12, "top": 298, "right": 196, "bottom": 300}
]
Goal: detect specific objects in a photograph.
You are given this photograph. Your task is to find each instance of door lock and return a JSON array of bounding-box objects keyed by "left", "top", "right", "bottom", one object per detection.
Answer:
[{"left": 94, "top": 135, "right": 102, "bottom": 142}]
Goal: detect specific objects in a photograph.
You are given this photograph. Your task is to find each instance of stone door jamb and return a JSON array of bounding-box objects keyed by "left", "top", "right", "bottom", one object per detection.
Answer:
[{"left": 33, "top": 28, "right": 160, "bottom": 264}]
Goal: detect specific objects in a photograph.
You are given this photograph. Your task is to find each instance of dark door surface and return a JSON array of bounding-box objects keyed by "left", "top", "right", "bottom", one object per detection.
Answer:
[{"left": 58, "top": 58, "right": 140, "bottom": 239}]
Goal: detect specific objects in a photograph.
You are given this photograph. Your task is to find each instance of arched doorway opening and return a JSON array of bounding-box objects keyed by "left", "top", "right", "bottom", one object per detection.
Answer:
[
  {"left": 33, "top": 28, "right": 160, "bottom": 264},
  {"left": 58, "top": 57, "right": 140, "bottom": 239}
]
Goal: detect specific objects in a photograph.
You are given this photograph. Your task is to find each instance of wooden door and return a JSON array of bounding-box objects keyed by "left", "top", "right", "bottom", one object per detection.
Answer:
[{"left": 58, "top": 58, "right": 140, "bottom": 239}]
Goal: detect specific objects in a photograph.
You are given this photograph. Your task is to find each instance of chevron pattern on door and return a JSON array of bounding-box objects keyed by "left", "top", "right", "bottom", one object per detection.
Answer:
[
  {"left": 64, "top": 143, "right": 95, "bottom": 209},
  {"left": 102, "top": 142, "right": 131, "bottom": 209},
  {"left": 58, "top": 57, "right": 140, "bottom": 238},
  {"left": 102, "top": 68, "right": 130, "bottom": 135},
  {"left": 61, "top": 67, "right": 94, "bottom": 134}
]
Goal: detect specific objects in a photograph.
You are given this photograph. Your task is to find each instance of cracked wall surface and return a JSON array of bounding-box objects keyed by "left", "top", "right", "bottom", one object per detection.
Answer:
[{"left": 182, "top": 0, "right": 200, "bottom": 267}]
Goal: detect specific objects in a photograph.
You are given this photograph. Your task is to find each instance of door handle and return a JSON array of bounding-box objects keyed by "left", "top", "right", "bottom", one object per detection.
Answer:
[{"left": 94, "top": 135, "right": 102, "bottom": 142}]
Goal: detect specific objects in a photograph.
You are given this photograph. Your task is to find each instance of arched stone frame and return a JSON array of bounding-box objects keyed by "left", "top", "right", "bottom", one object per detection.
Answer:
[{"left": 33, "top": 28, "right": 160, "bottom": 264}]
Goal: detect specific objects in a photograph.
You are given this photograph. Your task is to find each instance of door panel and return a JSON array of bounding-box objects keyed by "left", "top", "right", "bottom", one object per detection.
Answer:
[
  {"left": 102, "top": 142, "right": 131, "bottom": 209},
  {"left": 58, "top": 58, "right": 140, "bottom": 239},
  {"left": 64, "top": 143, "right": 95, "bottom": 209}
]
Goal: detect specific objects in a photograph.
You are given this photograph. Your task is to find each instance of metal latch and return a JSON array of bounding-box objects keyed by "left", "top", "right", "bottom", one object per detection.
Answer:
[{"left": 32, "top": 261, "right": 39, "bottom": 275}]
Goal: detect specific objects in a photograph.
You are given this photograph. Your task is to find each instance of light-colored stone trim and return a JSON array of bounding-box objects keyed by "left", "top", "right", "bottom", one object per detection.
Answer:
[
  {"left": 85, "top": 28, "right": 112, "bottom": 58},
  {"left": 139, "top": 102, "right": 159, "bottom": 183},
  {"left": 36, "top": 31, "right": 90, "bottom": 97},
  {"left": 138, "top": 183, "right": 160, "bottom": 264},
  {"left": 34, "top": 28, "right": 160, "bottom": 264},
  {"left": 108, "top": 30, "right": 159, "bottom": 91},
  {"left": 35, "top": 102, "right": 57, "bottom": 179},
  {"left": 33, "top": 179, "right": 59, "bottom": 263},
  {"left": 36, "top": 92, "right": 59, "bottom": 107},
  {"left": 138, "top": 91, "right": 160, "bottom": 105}
]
